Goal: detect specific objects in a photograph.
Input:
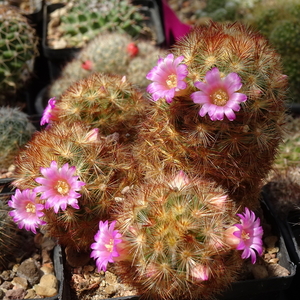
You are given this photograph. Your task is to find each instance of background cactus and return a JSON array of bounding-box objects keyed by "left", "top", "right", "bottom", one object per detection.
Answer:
[
  {"left": 136, "top": 22, "right": 287, "bottom": 210},
  {"left": 47, "top": 32, "right": 165, "bottom": 100},
  {"left": 113, "top": 175, "right": 243, "bottom": 300},
  {"left": 245, "top": 0, "right": 300, "bottom": 103},
  {"left": 0, "top": 107, "right": 35, "bottom": 170},
  {"left": 0, "top": 198, "right": 20, "bottom": 269},
  {"left": 13, "top": 121, "right": 136, "bottom": 255},
  {"left": 0, "top": 4, "right": 39, "bottom": 105},
  {"left": 47, "top": 0, "right": 150, "bottom": 49}
]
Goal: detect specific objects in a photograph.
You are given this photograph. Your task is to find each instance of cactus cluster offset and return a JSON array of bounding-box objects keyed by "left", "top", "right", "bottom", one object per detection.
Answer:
[
  {"left": 113, "top": 175, "right": 243, "bottom": 300},
  {"left": 142, "top": 22, "right": 287, "bottom": 209},
  {"left": 0, "top": 107, "right": 35, "bottom": 169},
  {"left": 52, "top": 73, "right": 150, "bottom": 144},
  {"left": 48, "top": 32, "right": 165, "bottom": 98},
  {"left": 13, "top": 121, "right": 135, "bottom": 252},
  {"left": 0, "top": 5, "right": 39, "bottom": 104},
  {"left": 49, "top": 0, "right": 147, "bottom": 48}
]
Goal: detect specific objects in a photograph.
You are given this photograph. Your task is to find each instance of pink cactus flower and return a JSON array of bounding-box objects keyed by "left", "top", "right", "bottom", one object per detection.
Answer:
[
  {"left": 146, "top": 53, "right": 188, "bottom": 103},
  {"left": 191, "top": 67, "right": 247, "bottom": 121},
  {"left": 190, "top": 263, "right": 210, "bottom": 282},
  {"left": 230, "top": 207, "right": 264, "bottom": 264},
  {"left": 40, "top": 97, "right": 57, "bottom": 126},
  {"left": 90, "top": 220, "right": 123, "bottom": 272},
  {"left": 34, "top": 161, "right": 85, "bottom": 213},
  {"left": 168, "top": 170, "right": 190, "bottom": 190},
  {"left": 8, "top": 189, "right": 46, "bottom": 234}
]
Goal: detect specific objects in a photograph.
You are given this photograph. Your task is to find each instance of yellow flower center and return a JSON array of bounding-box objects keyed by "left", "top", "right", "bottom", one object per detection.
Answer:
[
  {"left": 211, "top": 89, "right": 229, "bottom": 106},
  {"left": 55, "top": 180, "right": 70, "bottom": 195},
  {"left": 241, "top": 230, "right": 250, "bottom": 241},
  {"left": 166, "top": 74, "right": 178, "bottom": 89},
  {"left": 26, "top": 203, "right": 36, "bottom": 214},
  {"left": 105, "top": 239, "right": 114, "bottom": 252}
]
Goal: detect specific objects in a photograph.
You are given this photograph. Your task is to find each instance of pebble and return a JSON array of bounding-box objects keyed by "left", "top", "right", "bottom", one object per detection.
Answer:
[
  {"left": 3, "top": 287, "right": 26, "bottom": 300},
  {"left": 16, "top": 258, "right": 41, "bottom": 286}
]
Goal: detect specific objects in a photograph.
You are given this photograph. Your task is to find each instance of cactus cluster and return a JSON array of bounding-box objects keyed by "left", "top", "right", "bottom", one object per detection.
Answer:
[
  {"left": 47, "top": 32, "right": 165, "bottom": 99},
  {"left": 246, "top": 0, "right": 300, "bottom": 103},
  {"left": 8, "top": 21, "right": 286, "bottom": 300},
  {"left": 0, "top": 107, "right": 36, "bottom": 169},
  {"left": 47, "top": 0, "right": 149, "bottom": 49},
  {"left": 136, "top": 22, "right": 287, "bottom": 210},
  {"left": 0, "top": 4, "right": 39, "bottom": 105}
]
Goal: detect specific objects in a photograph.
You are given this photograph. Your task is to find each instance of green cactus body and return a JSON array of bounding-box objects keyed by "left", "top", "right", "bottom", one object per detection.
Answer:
[
  {"left": 13, "top": 121, "right": 136, "bottom": 252},
  {"left": 0, "top": 107, "right": 35, "bottom": 169},
  {"left": 0, "top": 5, "right": 39, "bottom": 104},
  {"left": 138, "top": 22, "right": 287, "bottom": 209},
  {"left": 49, "top": 0, "right": 147, "bottom": 48},
  {"left": 246, "top": 0, "right": 300, "bottom": 102},
  {"left": 53, "top": 73, "right": 150, "bottom": 144},
  {"left": 47, "top": 32, "right": 165, "bottom": 99},
  {"left": 113, "top": 176, "right": 243, "bottom": 300}
]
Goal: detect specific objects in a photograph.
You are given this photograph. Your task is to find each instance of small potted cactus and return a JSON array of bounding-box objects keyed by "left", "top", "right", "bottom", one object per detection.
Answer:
[
  {"left": 0, "top": 4, "right": 39, "bottom": 107},
  {"left": 7, "top": 21, "right": 297, "bottom": 299},
  {"left": 42, "top": 0, "right": 164, "bottom": 80}
]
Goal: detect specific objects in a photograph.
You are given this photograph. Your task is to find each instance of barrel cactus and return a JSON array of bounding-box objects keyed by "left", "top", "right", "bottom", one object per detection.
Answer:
[
  {"left": 0, "top": 4, "right": 39, "bottom": 105},
  {"left": 0, "top": 107, "right": 35, "bottom": 170}
]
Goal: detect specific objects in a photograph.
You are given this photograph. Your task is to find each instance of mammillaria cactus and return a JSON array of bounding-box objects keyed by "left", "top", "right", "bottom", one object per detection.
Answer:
[
  {"left": 47, "top": 32, "right": 165, "bottom": 99},
  {"left": 0, "top": 107, "right": 35, "bottom": 169},
  {"left": 46, "top": 73, "right": 150, "bottom": 144},
  {"left": 47, "top": 0, "right": 148, "bottom": 49},
  {"left": 141, "top": 21, "right": 287, "bottom": 209},
  {"left": 12, "top": 121, "right": 136, "bottom": 254},
  {"left": 91, "top": 172, "right": 263, "bottom": 300},
  {"left": 0, "top": 4, "right": 39, "bottom": 104}
]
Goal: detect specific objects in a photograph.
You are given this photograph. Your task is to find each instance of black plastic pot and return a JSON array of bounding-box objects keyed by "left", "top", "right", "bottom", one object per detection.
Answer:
[{"left": 42, "top": 1, "right": 165, "bottom": 80}]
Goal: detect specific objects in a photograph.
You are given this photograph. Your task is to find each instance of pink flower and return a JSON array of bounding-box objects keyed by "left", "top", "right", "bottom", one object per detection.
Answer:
[
  {"left": 90, "top": 220, "right": 123, "bottom": 272},
  {"left": 146, "top": 53, "right": 188, "bottom": 103},
  {"left": 34, "top": 161, "right": 85, "bottom": 213},
  {"left": 40, "top": 97, "right": 57, "bottom": 126},
  {"left": 168, "top": 170, "right": 190, "bottom": 190},
  {"left": 8, "top": 189, "right": 46, "bottom": 234},
  {"left": 190, "top": 263, "right": 210, "bottom": 282},
  {"left": 191, "top": 67, "right": 247, "bottom": 121},
  {"left": 232, "top": 208, "right": 263, "bottom": 264}
]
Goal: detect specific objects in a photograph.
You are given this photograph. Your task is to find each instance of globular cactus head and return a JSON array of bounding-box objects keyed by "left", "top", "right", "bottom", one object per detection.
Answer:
[
  {"left": 45, "top": 73, "right": 150, "bottom": 144},
  {"left": 48, "top": 0, "right": 148, "bottom": 49},
  {"left": 12, "top": 121, "right": 136, "bottom": 253},
  {"left": 0, "top": 107, "right": 35, "bottom": 169},
  {"left": 0, "top": 4, "right": 39, "bottom": 104},
  {"left": 90, "top": 171, "right": 263, "bottom": 300},
  {"left": 143, "top": 21, "right": 288, "bottom": 209}
]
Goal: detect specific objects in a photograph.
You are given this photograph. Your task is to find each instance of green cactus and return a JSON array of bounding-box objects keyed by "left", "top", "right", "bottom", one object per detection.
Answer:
[
  {"left": 246, "top": 0, "right": 300, "bottom": 102},
  {"left": 48, "top": 0, "right": 148, "bottom": 49},
  {"left": 51, "top": 72, "right": 150, "bottom": 144},
  {"left": 13, "top": 121, "right": 136, "bottom": 253},
  {"left": 47, "top": 32, "right": 165, "bottom": 99},
  {"left": 0, "top": 107, "right": 35, "bottom": 169},
  {"left": 113, "top": 174, "right": 243, "bottom": 300},
  {"left": 0, "top": 4, "right": 39, "bottom": 105},
  {"left": 135, "top": 22, "right": 287, "bottom": 210}
]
